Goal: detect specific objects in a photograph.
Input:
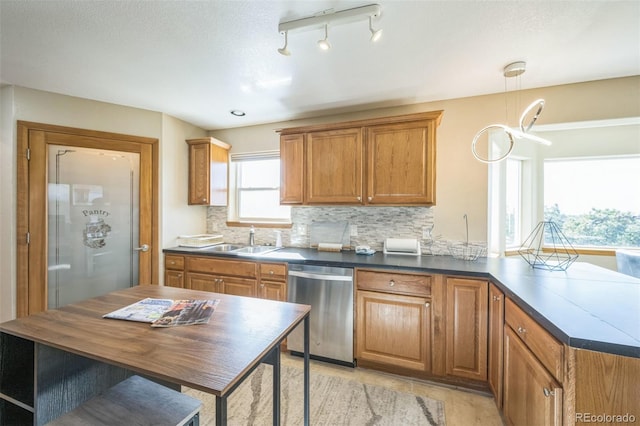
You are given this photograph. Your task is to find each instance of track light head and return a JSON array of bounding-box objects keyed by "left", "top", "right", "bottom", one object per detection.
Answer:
[
  {"left": 277, "top": 31, "right": 291, "bottom": 56},
  {"left": 369, "top": 16, "right": 382, "bottom": 42},
  {"left": 317, "top": 25, "right": 331, "bottom": 50}
]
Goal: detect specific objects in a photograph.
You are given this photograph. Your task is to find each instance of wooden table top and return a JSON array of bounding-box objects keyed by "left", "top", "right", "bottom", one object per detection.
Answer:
[{"left": 0, "top": 285, "right": 311, "bottom": 396}]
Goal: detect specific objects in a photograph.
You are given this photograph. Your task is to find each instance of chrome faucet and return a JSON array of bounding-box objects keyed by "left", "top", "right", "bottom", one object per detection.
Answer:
[{"left": 249, "top": 225, "right": 255, "bottom": 246}]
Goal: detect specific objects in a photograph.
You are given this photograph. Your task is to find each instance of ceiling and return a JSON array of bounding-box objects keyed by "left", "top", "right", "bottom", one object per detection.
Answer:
[{"left": 1, "top": 1, "right": 638, "bottom": 130}]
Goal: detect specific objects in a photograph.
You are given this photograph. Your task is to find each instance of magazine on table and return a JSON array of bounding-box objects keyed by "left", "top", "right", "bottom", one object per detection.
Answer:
[{"left": 103, "top": 297, "right": 220, "bottom": 327}]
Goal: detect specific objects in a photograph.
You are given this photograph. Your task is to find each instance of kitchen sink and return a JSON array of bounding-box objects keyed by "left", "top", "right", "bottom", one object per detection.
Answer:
[
  {"left": 232, "top": 245, "right": 280, "bottom": 255},
  {"left": 204, "top": 244, "right": 245, "bottom": 252}
]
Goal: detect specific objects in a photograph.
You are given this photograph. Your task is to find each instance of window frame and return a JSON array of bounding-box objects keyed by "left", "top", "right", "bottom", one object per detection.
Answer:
[{"left": 226, "top": 151, "right": 292, "bottom": 227}]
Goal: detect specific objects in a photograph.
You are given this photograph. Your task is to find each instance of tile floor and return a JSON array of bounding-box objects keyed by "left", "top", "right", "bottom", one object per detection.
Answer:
[{"left": 282, "top": 354, "right": 504, "bottom": 426}]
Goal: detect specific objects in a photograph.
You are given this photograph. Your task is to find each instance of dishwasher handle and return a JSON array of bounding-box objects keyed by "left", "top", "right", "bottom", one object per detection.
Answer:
[{"left": 288, "top": 269, "right": 353, "bottom": 282}]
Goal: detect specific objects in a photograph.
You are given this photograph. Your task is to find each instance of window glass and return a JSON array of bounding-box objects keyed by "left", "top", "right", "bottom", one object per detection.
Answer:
[
  {"left": 230, "top": 156, "right": 291, "bottom": 223},
  {"left": 543, "top": 156, "right": 640, "bottom": 248}
]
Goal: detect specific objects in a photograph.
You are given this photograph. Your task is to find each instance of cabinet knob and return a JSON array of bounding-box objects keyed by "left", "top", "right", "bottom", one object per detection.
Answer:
[
  {"left": 543, "top": 387, "right": 555, "bottom": 397},
  {"left": 177, "top": 273, "right": 182, "bottom": 278},
  {"left": 425, "top": 302, "right": 430, "bottom": 308},
  {"left": 389, "top": 280, "right": 395, "bottom": 287},
  {"left": 368, "top": 196, "right": 372, "bottom": 201},
  {"left": 269, "top": 270, "right": 274, "bottom": 275},
  {"left": 357, "top": 196, "right": 361, "bottom": 201},
  {"left": 170, "top": 261, "right": 175, "bottom": 265},
  {"left": 260, "top": 284, "right": 264, "bottom": 288},
  {"left": 493, "top": 295, "right": 501, "bottom": 301},
  {"left": 517, "top": 326, "right": 526, "bottom": 334},
  {"left": 201, "top": 198, "right": 206, "bottom": 202}
]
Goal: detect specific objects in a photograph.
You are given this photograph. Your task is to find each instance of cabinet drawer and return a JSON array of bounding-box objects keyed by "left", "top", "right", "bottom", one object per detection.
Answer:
[
  {"left": 165, "top": 255, "right": 184, "bottom": 270},
  {"left": 260, "top": 262, "right": 287, "bottom": 282},
  {"left": 356, "top": 269, "right": 431, "bottom": 297},
  {"left": 505, "top": 298, "right": 564, "bottom": 383},
  {"left": 187, "top": 257, "right": 257, "bottom": 278}
]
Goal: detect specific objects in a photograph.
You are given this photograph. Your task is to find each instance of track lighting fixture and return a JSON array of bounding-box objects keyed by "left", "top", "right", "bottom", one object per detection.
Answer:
[
  {"left": 471, "top": 61, "right": 552, "bottom": 163},
  {"left": 369, "top": 16, "right": 382, "bottom": 42},
  {"left": 277, "top": 4, "right": 381, "bottom": 56},
  {"left": 277, "top": 30, "right": 291, "bottom": 56},
  {"left": 317, "top": 25, "right": 331, "bottom": 51}
]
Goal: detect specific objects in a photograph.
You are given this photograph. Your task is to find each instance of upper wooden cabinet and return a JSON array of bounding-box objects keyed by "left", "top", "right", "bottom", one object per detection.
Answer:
[
  {"left": 185, "top": 137, "right": 231, "bottom": 206},
  {"left": 278, "top": 111, "right": 443, "bottom": 206}
]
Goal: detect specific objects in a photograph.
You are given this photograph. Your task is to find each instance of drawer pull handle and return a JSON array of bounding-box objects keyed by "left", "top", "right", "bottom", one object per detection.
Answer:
[
  {"left": 389, "top": 280, "right": 395, "bottom": 287},
  {"left": 493, "top": 295, "right": 501, "bottom": 301},
  {"left": 543, "top": 388, "right": 555, "bottom": 397},
  {"left": 517, "top": 326, "right": 526, "bottom": 334}
]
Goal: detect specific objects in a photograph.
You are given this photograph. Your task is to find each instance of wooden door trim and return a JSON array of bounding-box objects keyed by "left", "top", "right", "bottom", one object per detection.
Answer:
[{"left": 16, "top": 121, "right": 159, "bottom": 317}]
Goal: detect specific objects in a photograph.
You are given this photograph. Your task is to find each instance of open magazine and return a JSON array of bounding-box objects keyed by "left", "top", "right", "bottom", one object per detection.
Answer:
[{"left": 103, "top": 298, "right": 220, "bottom": 327}]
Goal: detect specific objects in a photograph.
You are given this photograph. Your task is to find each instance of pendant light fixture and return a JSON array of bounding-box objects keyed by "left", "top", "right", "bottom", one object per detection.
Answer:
[
  {"left": 471, "top": 61, "right": 552, "bottom": 163},
  {"left": 277, "top": 4, "right": 381, "bottom": 56},
  {"left": 317, "top": 24, "right": 331, "bottom": 51}
]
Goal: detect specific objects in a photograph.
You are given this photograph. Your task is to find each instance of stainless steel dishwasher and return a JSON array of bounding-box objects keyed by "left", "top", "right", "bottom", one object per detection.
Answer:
[{"left": 287, "top": 264, "right": 354, "bottom": 366}]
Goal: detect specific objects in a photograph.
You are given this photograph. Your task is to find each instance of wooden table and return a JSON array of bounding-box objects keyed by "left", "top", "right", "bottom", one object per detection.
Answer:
[{"left": 0, "top": 285, "right": 311, "bottom": 425}]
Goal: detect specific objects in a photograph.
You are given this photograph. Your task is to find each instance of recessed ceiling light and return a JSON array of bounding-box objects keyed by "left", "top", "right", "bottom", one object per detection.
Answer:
[{"left": 230, "top": 110, "right": 246, "bottom": 117}]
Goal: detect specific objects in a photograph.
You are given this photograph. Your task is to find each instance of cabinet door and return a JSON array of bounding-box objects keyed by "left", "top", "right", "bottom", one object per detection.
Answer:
[
  {"left": 164, "top": 270, "right": 184, "bottom": 288},
  {"left": 186, "top": 138, "right": 229, "bottom": 206},
  {"left": 259, "top": 281, "right": 286, "bottom": 302},
  {"left": 280, "top": 134, "right": 305, "bottom": 204},
  {"left": 218, "top": 277, "right": 257, "bottom": 298},
  {"left": 503, "top": 326, "right": 563, "bottom": 426},
  {"left": 306, "top": 128, "right": 363, "bottom": 204},
  {"left": 445, "top": 277, "right": 488, "bottom": 381},
  {"left": 356, "top": 290, "right": 431, "bottom": 372},
  {"left": 488, "top": 283, "right": 505, "bottom": 407},
  {"left": 366, "top": 121, "right": 435, "bottom": 205},
  {"left": 185, "top": 272, "right": 219, "bottom": 292}
]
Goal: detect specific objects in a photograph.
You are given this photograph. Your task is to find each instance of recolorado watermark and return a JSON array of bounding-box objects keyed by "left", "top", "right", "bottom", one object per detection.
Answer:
[{"left": 576, "top": 412, "right": 636, "bottom": 423}]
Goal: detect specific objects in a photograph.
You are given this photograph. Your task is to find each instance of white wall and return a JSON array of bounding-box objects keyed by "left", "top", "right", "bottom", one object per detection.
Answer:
[
  {"left": 211, "top": 76, "right": 640, "bottom": 265},
  {"left": 0, "top": 87, "right": 207, "bottom": 321}
]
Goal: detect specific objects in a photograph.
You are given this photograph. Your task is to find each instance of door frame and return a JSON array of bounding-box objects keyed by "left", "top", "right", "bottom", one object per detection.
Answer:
[{"left": 16, "top": 121, "right": 159, "bottom": 317}]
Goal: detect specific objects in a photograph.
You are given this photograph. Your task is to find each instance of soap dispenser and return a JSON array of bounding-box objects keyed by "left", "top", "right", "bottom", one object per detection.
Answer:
[{"left": 275, "top": 230, "right": 283, "bottom": 248}]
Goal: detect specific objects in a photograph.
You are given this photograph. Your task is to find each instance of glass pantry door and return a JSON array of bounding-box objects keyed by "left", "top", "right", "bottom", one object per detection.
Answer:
[{"left": 47, "top": 146, "right": 141, "bottom": 309}]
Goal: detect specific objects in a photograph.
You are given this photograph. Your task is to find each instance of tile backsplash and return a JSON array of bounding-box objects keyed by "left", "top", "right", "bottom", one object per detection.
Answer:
[{"left": 206, "top": 206, "right": 454, "bottom": 255}]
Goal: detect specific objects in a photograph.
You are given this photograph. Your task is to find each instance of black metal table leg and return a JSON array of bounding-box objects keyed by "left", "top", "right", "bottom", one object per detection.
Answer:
[
  {"left": 272, "top": 344, "right": 281, "bottom": 426},
  {"left": 216, "top": 396, "right": 227, "bottom": 426},
  {"left": 304, "top": 315, "right": 310, "bottom": 426}
]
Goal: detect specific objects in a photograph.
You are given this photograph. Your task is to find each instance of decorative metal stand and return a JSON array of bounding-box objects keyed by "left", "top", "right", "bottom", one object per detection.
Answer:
[{"left": 518, "top": 221, "right": 579, "bottom": 271}]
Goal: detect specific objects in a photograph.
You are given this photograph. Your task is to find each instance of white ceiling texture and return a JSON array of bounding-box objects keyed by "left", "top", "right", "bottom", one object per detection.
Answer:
[{"left": 1, "top": 1, "right": 638, "bottom": 130}]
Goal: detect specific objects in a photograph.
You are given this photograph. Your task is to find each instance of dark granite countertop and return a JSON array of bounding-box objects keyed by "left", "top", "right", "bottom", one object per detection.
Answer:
[{"left": 164, "top": 246, "right": 640, "bottom": 358}]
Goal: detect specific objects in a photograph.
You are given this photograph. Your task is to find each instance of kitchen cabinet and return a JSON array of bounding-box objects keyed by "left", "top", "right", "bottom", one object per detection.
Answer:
[
  {"left": 488, "top": 283, "right": 505, "bottom": 408},
  {"left": 279, "top": 134, "right": 304, "bottom": 204},
  {"left": 172, "top": 255, "right": 287, "bottom": 302},
  {"left": 445, "top": 277, "right": 488, "bottom": 381},
  {"left": 306, "top": 128, "right": 363, "bottom": 204},
  {"left": 259, "top": 262, "right": 287, "bottom": 301},
  {"left": 185, "top": 137, "right": 231, "bottom": 206},
  {"left": 355, "top": 269, "right": 432, "bottom": 372},
  {"left": 278, "top": 111, "right": 443, "bottom": 206},
  {"left": 366, "top": 120, "right": 436, "bottom": 204},
  {"left": 164, "top": 255, "right": 184, "bottom": 288},
  {"left": 503, "top": 297, "right": 564, "bottom": 426},
  {"left": 503, "top": 326, "right": 563, "bottom": 426}
]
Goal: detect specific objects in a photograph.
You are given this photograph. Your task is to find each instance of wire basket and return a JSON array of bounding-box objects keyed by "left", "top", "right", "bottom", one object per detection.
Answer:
[{"left": 447, "top": 241, "right": 487, "bottom": 261}]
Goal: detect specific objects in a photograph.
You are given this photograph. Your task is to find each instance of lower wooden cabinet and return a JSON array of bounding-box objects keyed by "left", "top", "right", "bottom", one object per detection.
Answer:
[
  {"left": 356, "top": 290, "right": 431, "bottom": 372},
  {"left": 445, "top": 277, "right": 488, "bottom": 381},
  {"left": 488, "top": 283, "right": 505, "bottom": 408},
  {"left": 164, "top": 255, "right": 185, "bottom": 288},
  {"left": 503, "top": 325, "right": 563, "bottom": 426}
]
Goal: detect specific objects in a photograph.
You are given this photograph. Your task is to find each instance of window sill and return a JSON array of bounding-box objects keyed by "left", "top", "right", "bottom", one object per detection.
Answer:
[{"left": 226, "top": 221, "right": 292, "bottom": 229}]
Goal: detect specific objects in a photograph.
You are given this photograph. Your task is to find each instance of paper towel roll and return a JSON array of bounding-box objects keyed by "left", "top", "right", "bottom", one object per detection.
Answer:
[{"left": 383, "top": 238, "right": 421, "bottom": 255}]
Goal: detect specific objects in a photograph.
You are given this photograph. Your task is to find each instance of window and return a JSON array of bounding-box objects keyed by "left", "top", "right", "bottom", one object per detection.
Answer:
[
  {"left": 228, "top": 152, "right": 291, "bottom": 224},
  {"left": 505, "top": 159, "right": 522, "bottom": 247},
  {"left": 543, "top": 156, "right": 640, "bottom": 248}
]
